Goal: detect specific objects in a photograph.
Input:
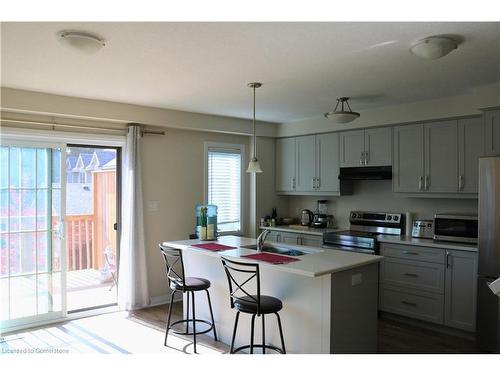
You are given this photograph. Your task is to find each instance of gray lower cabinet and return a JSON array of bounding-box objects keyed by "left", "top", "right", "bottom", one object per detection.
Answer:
[
  {"left": 484, "top": 108, "right": 500, "bottom": 156},
  {"left": 275, "top": 137, "right": 297, "bottom": 192},
  {"left": 281, "top": 232, "right": 301, "bottom": 245},
  {"left": 263, "top": 230, "right": 323, "bottom": 247},
  {"left": 380, "top": 243, "right": 478, "bottom": 332},
  {"left": 444, "top": 249, "right": 478, "bottom": 332},
  {"left": 300, "top": 234, "right": 323, "bottom": 247}
]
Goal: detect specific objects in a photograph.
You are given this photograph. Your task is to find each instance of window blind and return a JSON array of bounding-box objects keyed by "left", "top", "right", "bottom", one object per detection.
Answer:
[{"left": 207, "top": 148, "right": 241, "bottom": 233}]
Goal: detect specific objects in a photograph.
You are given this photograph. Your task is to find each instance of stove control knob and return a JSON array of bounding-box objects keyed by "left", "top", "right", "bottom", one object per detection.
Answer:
[
  {"left": 351, "top": 213, "right": 357, "bottom": 219},
  {"left": 393, "top": 215, "right": 399, "bottom": 221},
  {"left": 386, "top": 215, "right": 392, "bottom": 221}
]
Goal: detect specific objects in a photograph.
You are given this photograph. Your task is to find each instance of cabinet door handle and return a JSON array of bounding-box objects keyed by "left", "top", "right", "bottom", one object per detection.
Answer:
[
  {"left": 360, "top": 156, "right": 364, "bottom": 165},
  {"left": 418, "top": 176, "right": 423, "bottom": 191},
  {"left": 364, "top": 151, "right": 369, "bottom": 165},
  {"left": 403, "top": 251, "right": 419, "bottom": 256},
  {"left": 403, "top": 273, "right": 419, "bottom": 278},
  {"left": 316, "top": 177, "right": 320, "bottom": 189},
  {"left": 458, "top": 175, "right": 464, "bottom": 191},
  {"left": 446, "top": 251, "right": 451, "bottom": 268},
  {"left": 402, "top": 301, "right": 417, "bottom": 307},
  {"left": 312, "top": 178, "right": 316, "bottom": 190},
  {"left": 424, "top": 175, "right": 429, "bottom": 191}
]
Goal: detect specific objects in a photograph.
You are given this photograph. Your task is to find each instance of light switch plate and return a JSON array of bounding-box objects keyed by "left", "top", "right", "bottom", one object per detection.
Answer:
[
  {"left": 351, "top": 273, "right": 362, "bottom": 286},
  {"left": 147, "top": 201, "right": 159, "bottom": 212}
]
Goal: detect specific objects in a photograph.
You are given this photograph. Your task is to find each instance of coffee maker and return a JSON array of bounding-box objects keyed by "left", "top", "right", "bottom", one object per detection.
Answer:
[{"left": 312, "top": 200, "right": 329, "bottom": 228}]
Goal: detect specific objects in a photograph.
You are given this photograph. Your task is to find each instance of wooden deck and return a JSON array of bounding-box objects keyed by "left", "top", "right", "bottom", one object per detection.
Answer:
[{"left": 67, "top": 269, "right": 116, "bottom": 311}]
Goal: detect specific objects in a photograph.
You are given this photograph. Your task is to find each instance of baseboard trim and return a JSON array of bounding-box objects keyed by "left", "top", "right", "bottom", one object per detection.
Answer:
[{"left": 149, "top": 292, "right": 183, "bottom": 307}]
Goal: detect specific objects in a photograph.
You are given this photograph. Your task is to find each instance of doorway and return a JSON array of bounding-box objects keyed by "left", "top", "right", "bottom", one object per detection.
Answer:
[{"left": 65, "top": 145, "right": 120, "bottom": 312}]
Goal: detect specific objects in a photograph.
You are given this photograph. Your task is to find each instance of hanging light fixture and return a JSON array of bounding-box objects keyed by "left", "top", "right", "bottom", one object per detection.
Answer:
[
  {"left": 324, "top": 97, "right": 360, "bottom": 123},
  {"left": 246, "top": 82, "right": 263, "bottom": 174}
]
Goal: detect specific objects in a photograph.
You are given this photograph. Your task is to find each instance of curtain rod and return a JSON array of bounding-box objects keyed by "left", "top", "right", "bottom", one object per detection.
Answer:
[{"left": 0, "top": 118, "right": 166, "bottom": 136}]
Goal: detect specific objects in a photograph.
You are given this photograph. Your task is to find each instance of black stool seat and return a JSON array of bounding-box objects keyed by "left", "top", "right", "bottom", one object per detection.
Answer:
[
  {"left": 171, "top": 277, "right": 211, "bottom": 291},
  {"left": 234, "top": 295, "right": 283, "bottom": 314}
]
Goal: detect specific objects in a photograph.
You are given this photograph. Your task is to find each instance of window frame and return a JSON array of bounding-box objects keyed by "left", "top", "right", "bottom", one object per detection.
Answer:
[{"left": 204, "top": 142, "right": 246, "bottom": 237}]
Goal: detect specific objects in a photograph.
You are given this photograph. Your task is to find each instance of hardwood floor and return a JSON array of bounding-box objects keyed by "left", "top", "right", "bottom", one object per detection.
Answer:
[
  {"left": 1, "top": 302, "right": 480, "bottom": 354},
  {"left": 132, "top": 302, "right": 480, "bottom": 354}
]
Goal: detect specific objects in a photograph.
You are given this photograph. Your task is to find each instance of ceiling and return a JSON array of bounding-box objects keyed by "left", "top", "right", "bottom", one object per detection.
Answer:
[{"left": 1, "top": 22, "right": 499, "bottom": 123}]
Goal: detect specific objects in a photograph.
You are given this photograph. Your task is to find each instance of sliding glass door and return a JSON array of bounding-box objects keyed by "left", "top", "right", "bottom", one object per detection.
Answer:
[{"left": 0, "top": 142, "right": 66, "bottom": 332}]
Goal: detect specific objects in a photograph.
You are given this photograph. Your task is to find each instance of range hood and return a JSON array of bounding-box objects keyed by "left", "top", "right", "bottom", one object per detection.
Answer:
[{"left": 339, "top": 166, "right": 392, "bottom": 180}]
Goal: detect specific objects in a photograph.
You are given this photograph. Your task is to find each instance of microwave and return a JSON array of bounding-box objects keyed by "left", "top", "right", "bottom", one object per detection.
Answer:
[{"left": 433, "top": 214, "right": 478, "bottom": 244}]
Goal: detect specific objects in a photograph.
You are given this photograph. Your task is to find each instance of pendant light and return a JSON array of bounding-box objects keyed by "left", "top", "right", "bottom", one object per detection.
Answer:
[
  {"left": 324, "top": 97, "right": 360, "bottom": 123},
  {"left": 246, "top": 82, "right": 263, "bottom": 174}
]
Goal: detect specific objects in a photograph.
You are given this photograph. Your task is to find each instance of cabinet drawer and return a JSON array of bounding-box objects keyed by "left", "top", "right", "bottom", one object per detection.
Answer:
[
  {"left": 380, "top": 285, "right": 444, "bottom": 324},
  {"left": 381, "top": 258, "right": 445, "bottom": 294},
  {"left": 380, "top": 243, "right": 445, "bottom": 264},
  {"left": 300, "top": 234, "right": 323, "bottom": 247}
]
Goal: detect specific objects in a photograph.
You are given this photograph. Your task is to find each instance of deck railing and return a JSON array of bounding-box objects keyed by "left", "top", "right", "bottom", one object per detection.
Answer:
[{"left": 66, "top": 214, "right": 95, "bottom": 271}]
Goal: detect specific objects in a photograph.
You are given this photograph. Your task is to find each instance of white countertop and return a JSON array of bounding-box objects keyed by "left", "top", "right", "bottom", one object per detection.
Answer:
[
  {"left": 162, "top": 235, "right": 383, "bottom": 278},
  {"left": 259, "top": 225, "right": 343, "bottom": 236},
  {"left": 377, "top": 235, "right": 478, "bottom": 252}
]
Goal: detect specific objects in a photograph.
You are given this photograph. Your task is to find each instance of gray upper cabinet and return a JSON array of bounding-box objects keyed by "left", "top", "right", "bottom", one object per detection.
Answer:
[
  {"left": 316, "top": 132, "right": 340, "bottom": 193},
  {"left": 484, "top": 109, "right": 500, "bottom": 156},
  {"left": 444, "top": 250, "right": 478, "bottom": 332},
  {"left": 393, "top": 124, "right": 425, "bottom": 193},
  {"left": 340, "top": 128, "right": 392, "bottom": 167},
  {"left": 458, "top": 117, "right": 484, "bottom": 193},
  {"left": 295, "top": 135, "right": 317, "bottom": 192},
  {"left": 365, "top": 127, "right": 392, "bottom": 166},
  {"left": 276, "top": 133, "right": 341, "bottom": 195},
  {"left": 424, "top": 120, "right": 458, "bottom": 193},
  {"left": 275, "top": 137, "right": 296, "bottom": 192},
  {"left": 340, "top": 130, "right": 365, "bottom": 167}
]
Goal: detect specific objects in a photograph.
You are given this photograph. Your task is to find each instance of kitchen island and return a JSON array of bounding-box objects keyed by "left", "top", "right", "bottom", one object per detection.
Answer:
[{"left": 162, "top": 236, "right": 383, "bottom": 354}]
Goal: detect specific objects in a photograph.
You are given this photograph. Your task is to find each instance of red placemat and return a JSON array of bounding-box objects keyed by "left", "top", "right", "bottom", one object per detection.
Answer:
[
  {"left": 191, "top": 243, "right": 238, "bottom": 252},
  {"left": 242, "top": 252, "right": 300, "bottom": 264}
]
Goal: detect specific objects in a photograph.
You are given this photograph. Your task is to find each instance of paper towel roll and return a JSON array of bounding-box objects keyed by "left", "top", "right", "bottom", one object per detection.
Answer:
[{"left": 405, "top": 212, "right": 413, "bottom": 236}]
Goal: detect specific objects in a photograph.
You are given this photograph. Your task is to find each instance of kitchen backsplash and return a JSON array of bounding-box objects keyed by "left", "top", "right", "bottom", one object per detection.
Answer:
[{"left": 285, "top": 180, "right": 478, "bottom": 229}]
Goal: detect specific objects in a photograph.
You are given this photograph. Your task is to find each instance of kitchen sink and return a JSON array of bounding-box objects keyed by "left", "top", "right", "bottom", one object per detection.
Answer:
[{"left": 241, "top": 244, "right": 307, "bottom": 256}]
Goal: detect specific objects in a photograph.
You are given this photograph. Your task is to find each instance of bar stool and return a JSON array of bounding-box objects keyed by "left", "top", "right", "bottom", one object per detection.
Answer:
[
  {"left": 159, "top": 244, "right": 217, "bottom": 353},
  {"left": 221, "top": 256, "right": 286, "bottom": 354}
]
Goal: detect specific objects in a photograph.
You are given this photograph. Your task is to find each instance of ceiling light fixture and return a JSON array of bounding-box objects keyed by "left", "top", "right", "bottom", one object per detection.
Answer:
[
  {"left": 410, "top": 36, "right": 457, "bottom": 60},
  {"left": 324, "top": 97, "right": 360, "bottom": 123},
  {"left": 246, "top": 82, "right": 263, "bottom": 174},
  {"left": 58, "top": 31, "right": 105, "bottom": 54}
]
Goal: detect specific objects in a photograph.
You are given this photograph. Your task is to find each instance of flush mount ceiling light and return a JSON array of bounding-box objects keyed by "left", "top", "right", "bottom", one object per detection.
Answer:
[
  {"left": 324, "top": 97, "right": 360, "bottom": 124},
  {"left": 57, "top": 31, "right": 105, "bottom": 54},
  {"left": 246, "top": 82, "right": 263, "bottom": 174},
  {"left": 410, "top": 36, "right": 458, "bottom": 60}
]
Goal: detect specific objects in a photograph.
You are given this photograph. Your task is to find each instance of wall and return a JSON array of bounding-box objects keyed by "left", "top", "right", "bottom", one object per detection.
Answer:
[
  {"left": 141, "top": 128, "right": 251, "bottom": 300},
  {"left": 286, "top": 180, "right": 478, "bottom": 230},
  {"left": 277, "top": 83, "right": 500, "bottom": 137}
]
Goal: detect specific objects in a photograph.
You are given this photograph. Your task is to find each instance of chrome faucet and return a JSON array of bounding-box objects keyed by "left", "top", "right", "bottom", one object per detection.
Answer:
[{"left": 257, "top": 229, "right": 271, "bottom": 252}]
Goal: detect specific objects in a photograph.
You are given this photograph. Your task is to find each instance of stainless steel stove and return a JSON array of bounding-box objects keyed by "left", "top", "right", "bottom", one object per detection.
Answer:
[{"left": 322, "top": 211, "right": 405, "bottom": 254}]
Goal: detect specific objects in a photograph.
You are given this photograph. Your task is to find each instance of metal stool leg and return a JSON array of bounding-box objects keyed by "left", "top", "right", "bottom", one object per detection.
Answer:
[
  {"left": 164, "top": 290, "right": 176, "bottom": 346},
  {"left": 230, "top": 311, "right": 240, "bottom": 354},
  {"left": 275, "top": 312, "right": 286, "bottom": 354},
  {"left": 191, "top": 291, "right": 197, "bottom": 353},
  {"left": 185, "top": 290, "right": 190, "bottom": 334},
  {"left": 250, "top": 314, "right": 256, "bottom": 354},
  {"left": 261, "top": 314, "right": 266, "bottom": 354},
  {"left": 206, "top": 289, "right": 218, "bottom": 341}
]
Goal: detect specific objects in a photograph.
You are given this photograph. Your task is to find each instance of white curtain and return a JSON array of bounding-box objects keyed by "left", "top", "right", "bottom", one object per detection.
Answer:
[{"left": 118, "top": 124, "right": 150, "bottom": 310}]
